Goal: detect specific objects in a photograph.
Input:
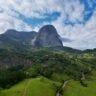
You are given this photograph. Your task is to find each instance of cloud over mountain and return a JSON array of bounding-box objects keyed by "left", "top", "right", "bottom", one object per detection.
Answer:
[{"left": 0, "top": 0, "right": 96, "bottom": 49}]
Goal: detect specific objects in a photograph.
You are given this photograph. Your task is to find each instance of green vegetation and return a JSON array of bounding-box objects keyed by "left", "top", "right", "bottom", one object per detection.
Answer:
[
  {"left": 0, "top": 48, "right": 96, "bottom": 96},
  {"left": 64, "top": 79, "right": 96, "bottom": 96},
  {"left": 0, "top": 77, "right": 60, "bottom": 96}
]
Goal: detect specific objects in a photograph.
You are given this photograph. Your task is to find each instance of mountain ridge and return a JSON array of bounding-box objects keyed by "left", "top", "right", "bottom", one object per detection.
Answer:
[
  {"left": 0, "top": 25, "right": 95, "bottom": 52},
  {"left": 0, "top": 25, "right": 63, "bottom": 50}
]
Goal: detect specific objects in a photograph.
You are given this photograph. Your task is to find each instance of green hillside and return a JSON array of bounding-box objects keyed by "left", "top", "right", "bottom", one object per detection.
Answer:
[
  {"left": 0, "top": 77, "right": 60, "bottom": 96},
  {"left": 64, "top": 80, "right": 96, "bottom": 96},
  {"left": 1, "top": 74, "right": 96, "bottom": 96},
  {"left": 63, "top": 71, "right": 96, "bottom": 96}
]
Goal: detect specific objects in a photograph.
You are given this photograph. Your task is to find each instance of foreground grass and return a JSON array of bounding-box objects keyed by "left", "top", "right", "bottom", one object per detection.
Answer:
[
  {"left": 64, "top": 72, "right": 96, "bottom": 96},
  {"left": 0, "top": 77, "right": 60, "bottom": 96},
  {"left": 1, "top": 74, "right": 96, "bottom": 96}
]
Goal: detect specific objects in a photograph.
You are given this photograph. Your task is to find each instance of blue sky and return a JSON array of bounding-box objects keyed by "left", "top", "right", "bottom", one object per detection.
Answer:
[
  {"left": 0, "top": 0, "right": 96, "bottom": 49},
  {"left": 15, "top": 11, "right": 61, "bottom": 29}
]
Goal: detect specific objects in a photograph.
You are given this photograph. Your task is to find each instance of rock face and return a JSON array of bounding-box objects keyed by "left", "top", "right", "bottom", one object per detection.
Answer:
[{"left": 34, "top": 25, "right": 63, "bottom": 47}]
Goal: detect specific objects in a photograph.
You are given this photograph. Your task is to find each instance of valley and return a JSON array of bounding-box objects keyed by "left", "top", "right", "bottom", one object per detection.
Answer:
[{"left": 0, "top": 47, "right": 96, "bottom": 96}]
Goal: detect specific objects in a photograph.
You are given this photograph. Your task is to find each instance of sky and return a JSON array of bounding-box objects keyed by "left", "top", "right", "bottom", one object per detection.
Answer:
[{"left": 0, "top": 0, "right": 96, "bottom": 50}]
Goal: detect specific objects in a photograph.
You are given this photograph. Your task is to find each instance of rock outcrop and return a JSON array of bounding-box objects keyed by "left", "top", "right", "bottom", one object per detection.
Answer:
[{"left": 33, "top": 25, "right": 63, "bottom": 47}]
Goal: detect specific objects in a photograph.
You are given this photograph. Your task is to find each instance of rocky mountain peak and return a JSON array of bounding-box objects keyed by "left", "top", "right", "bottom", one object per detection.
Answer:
[{"left": 33, "top": 25, "right": 63, "bottom": 47}]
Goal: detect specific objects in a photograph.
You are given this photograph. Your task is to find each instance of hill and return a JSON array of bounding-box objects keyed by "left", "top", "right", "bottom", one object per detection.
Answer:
[
  {"left": 1, "top": 73, "right": 96, "bottom": 96},
  {"left": 64, "top": 72, "right": 96, "bottom": 96},
  {"left": 0, "top": 77, "right": 60, "bottom": 96},
  {"left": 0, "top": 30, "right": 37, "bottom": 50}
]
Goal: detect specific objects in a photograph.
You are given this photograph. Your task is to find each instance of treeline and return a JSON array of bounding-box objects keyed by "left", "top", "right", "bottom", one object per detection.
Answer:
[{"left": 0, "top": 65, "right": 26, "bottom": 89}]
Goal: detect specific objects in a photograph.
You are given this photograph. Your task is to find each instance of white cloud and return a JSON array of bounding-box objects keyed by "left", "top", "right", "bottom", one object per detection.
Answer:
[
  {"left": 0, "top": 13, "right": 33, "bottom": 34},
  {"left": 59, "top": 12, "right": 96, "bottom": 50}
]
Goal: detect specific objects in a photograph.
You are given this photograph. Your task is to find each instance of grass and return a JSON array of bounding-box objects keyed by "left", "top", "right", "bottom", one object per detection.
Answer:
[
  {"left": 1, "top": 73, "right": 96, "bottom": 96},
  {"left": 64, "top": 80, "right": 96, "bottom": 96},
  {"left": 0, "top": 79, "right": 28, "bottom": 96},
  {"left": 0, "top": 76, "right": 60, "bottom": 96}
]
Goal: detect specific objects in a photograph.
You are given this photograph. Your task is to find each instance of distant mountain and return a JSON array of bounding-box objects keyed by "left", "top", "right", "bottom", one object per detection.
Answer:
[
  {"left": 4, "top": 29, "right": 37, "bottom": 44},
  {"left": 0, "top": 29, "right": 37, "bottom": 50},
  {"left": 83, "top": 48, "right": 96, "bottom": 54},
  {"left": 1, "top": 25, "right": 93, "bottom": 53},
  {"left": 0, "top": 25, "right": 63, "bottom": 51},
  {"left": 33, "top": 25, "right": 63, "bottom": 47}
]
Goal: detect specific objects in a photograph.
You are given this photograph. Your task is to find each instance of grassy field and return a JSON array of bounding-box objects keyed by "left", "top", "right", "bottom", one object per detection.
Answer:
[
  {"left": 0, "top": 77, "right": 60, "bottom": 96},
  {"left": 64, "top": 72, "right": 96, "bottom": 96},
  {"left": 63, "top": 80, "right": 96, "bottom": 96},
  {"left": 0, "top": 74, "right": 96, "bottom": 96}
]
